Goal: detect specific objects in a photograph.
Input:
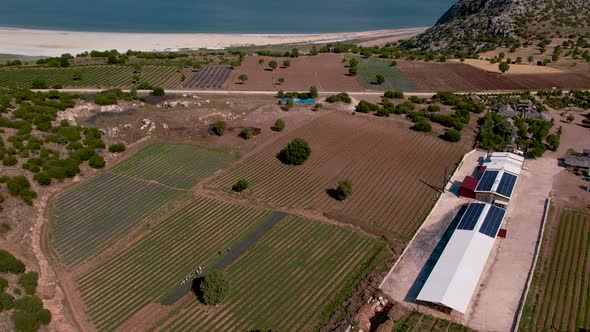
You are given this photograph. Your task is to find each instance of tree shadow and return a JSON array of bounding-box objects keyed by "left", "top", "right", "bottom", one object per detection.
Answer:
[
  {"left": 191, "top": 277, "right": 205, "bottom": 303},
  {"left": 325, "top": 188, "right": 340, "bottom": 200}
]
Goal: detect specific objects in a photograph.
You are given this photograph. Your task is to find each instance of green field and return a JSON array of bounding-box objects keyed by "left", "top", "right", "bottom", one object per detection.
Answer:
[
  {"left": 109, "top": 143, "right": 235, "bottom": 189},
  {"left": 76, "top": 197, "right": 275, "bottom": 331},
  {"left": 51, "top": 143, "right": 232, "bottom": 268},
  {"left": 519, "top": 207, "right": 590, "bottom": 332},
  {"left": 0, "top": 65, "right": 183, "bottom": 88},
  {"left": 151, "top": 215, "right": 391, "bottom": 332},
  {"left": 392, "top": 312, "right": 475, "bottom": 332},
  {"left": 348, "top": 56, "right": 417, "bottom": 92}
]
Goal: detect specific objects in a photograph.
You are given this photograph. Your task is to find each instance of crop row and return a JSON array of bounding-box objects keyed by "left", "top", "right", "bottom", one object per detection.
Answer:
[
  {"left": 207, "top": 113, "right": 464, "bottom": 239},
  {"left": 151, "top": 215, "right": 389, "bottom": 331},
  {"left": 0, "top": 65, "right": 187, "bottom": 88},
  {"left": 183, "top": 65, "right": 232, "bottom": 88},
  {"left": 76, "top": 196, "right": 272, "bottom": 331},
  {"left": 348, "top": 56, "right": 417, "bottom": 92},
  {"left": 519, "top": 207, "right": 590, "bottom": 331},
  {"left": 52, "top": 172, "right": 181, "bottom": 268},
  {"left": 109, "top": 143, "right": 234, "bottom": 189}
]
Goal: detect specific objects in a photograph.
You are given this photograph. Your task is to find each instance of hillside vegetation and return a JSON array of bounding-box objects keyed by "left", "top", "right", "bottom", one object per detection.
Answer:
[{"left": 405, "top": 0, "right": 590, "bottom": 57}]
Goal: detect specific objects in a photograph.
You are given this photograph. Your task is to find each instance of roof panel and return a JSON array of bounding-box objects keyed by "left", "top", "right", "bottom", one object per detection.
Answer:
[
  {"left": 476, "top": 170, "right": 499, "bottom": 192},
  {"left": 496, "top": 173, "right": 517, "bottom": 198},
  {"left": 479, "top": 206, "right": 506, "bottom": 237},
  {"left": 457, "top": 203, "right": 485, "bottom": 230}
]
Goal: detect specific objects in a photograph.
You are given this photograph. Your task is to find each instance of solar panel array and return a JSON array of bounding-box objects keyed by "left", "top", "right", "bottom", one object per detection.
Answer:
[
  {"left": 457, "top": 203, "right": 486, "bottom": 230},
  {"left": 496, "top": 172, "right": 517, "bottom": 198},
  {"left": 476, "top": 170, "right": 499, "bottom": 192},
  {"left": 479, "top": 206, "right": 506, "bottom": 237}
]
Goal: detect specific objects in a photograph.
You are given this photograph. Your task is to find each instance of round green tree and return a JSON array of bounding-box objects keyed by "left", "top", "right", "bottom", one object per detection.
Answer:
[
  {"left": 108, "top": 143, "right": 126, "bottom": 153},
  {"left": 212, "top": 121, "right": 227, "bottom": 136},
  {"left": 334, "top": 180, "right": 352, "bottom": 201},
  {"left": 232, "top": 180, "right": 249, "bottom": 192},
  {"left": 272, "top": 119, "right": 285, "bottom": 132},
  {"left": 200, "top": 270, "right": 229, "bottom": 305},
  {"left": 278, "top": 138, "right": 311, "bottom": 165}
]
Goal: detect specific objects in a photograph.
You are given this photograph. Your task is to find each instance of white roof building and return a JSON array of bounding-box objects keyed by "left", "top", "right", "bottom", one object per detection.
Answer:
[
  {"left": 417, "top": 202, "right": 507, "bottom": 313},
  {"left": 483, "top": 152, "right": 524, "bottom": 175}
]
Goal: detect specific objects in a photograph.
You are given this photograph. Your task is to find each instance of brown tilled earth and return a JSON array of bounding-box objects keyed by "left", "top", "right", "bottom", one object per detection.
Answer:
[{"left": 226, "top": 53, "right": 364, "bottom": 92}]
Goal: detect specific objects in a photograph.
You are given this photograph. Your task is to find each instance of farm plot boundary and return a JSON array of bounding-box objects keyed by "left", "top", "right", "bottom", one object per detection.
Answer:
[{"left": 150, "top": 215, "right": 392, "bottom": 332}]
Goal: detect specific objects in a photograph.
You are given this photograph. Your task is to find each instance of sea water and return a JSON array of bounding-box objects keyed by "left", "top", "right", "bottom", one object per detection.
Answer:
[{"left": 0, "top": 0, "right": 453, "bottom": 33}]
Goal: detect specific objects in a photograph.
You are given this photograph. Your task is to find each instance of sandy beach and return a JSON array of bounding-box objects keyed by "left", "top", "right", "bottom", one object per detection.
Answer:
[{"left": 0, "top": 27, "right": 427, "bottom": 57}]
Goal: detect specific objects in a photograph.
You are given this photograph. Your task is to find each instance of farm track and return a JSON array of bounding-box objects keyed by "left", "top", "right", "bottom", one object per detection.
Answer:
[
  {"left": 207, "top": 112, "right": 465, "bottom": 239},
  {"left": 519, "top": 207, "right": 590, "bottom": 332}
]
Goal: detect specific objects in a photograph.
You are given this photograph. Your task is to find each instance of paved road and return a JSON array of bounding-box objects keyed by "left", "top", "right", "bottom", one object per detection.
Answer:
[{"left": 34, "top": 88, "right": 585, "bottom": 98}]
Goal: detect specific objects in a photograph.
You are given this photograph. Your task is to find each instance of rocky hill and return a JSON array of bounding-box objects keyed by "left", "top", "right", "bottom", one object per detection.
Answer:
[{"left": 405, "top": 0, "right": 590, "bottom": 54}]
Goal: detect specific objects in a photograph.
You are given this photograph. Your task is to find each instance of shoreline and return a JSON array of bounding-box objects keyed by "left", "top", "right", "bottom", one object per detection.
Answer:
[{"left": 0, "top": 26, "right": 427, "bottom": 57}]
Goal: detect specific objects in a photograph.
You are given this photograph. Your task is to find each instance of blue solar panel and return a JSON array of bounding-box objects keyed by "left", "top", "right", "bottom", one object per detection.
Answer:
[
  {"left": 457, "top": 203, "right": 486, "bottom": 230},
  {"left": 496, "top": 173, "right": 517, "bottom": 198},
  {"left": 479, "top": 206, "right": 506, "bottom": 237},
  {"left": 476, "top": 170, "right": 499, "bottom": 192}
]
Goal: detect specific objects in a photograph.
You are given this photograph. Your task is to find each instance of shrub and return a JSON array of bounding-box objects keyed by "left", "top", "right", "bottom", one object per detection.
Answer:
[
  {"left": 334, "top": 180, "right": 352, "bottom": 201},
  {"left": 12, "top": 311, "right": 39, "bottom": 332},
  {"left": 0, "top": 292, "right": 15, "bottom": 310},
  {"left": 232, "top": 180, "right": 249, "bottom": 192},
  {"left": 33, "top": 172, "right": 51, "bottom": 186},
  {"left": 14, "top": 295, "right": 43, "bottom": 313},
  {"left": 37, "top": 309, "right": 51, "bottom": 325},
  {"left": 200, "top": 270, "right": 229, "bottom": 305},
  {"left": 309, "top": 86, "right": 318, "bottom": 99},
  {"left": 272, "top": 119, "right": 285, "bottom": 132},
  {"left": 3, "top": 155, "right": 17, "bottom": 166},
  {"left": 527, "top": 140, "right": 547, "bottom": 158},
  {"left": 411, "top": 121, "right": 432, "bottom": 132},
  {"left": 441, "top": 129, "right": 461, "bottom": 142},
  {"left": 238, "top": 74, "right": 248, "bottom": 83},
  {"left": 325, "top": 93, "right": 351, "bottom": 104},
  {"left": 375, "top": 108, "right": 390, "bottom": 117},
  {"left": 583, "top": 119, "right": 590, "bottom": 125},
  {"left": 239, "top": 127, "right": 253, "bottom": 140},
  {"left": 348, "top": 67, "right": 358, "bottom": 76},
  {"left": 136, "top": 82, "right": 153, "bottom": 90},
  {"left": 546, "top": 133, "right": 560, "bottom": 151},
  {"left": 0, "top": 278, "right": 7, "bottom": 291},
  {"left": 6, "top": 176, "right": 36, "bottom": 205},
  {"left": 427, "top": 105, "right": 440, "bottom": 112},
  {"left": 566, "top": 114, "right": 575, "bottom": 122},
  {"left": 355, "top": 100, "right": 379, "bottom": 113},
  {"left": 375, "top": 74, "right": 385, "bottom": 85},
  {"left": 278, "top": 138, "right": 311, "bottom": 165},
  {"left": 88, "top": 155, "right": 106, "bottom": 169},
  {"left": 108, "top": 143, "right": 125, "bottom": 153},
  {"left": 384, "top": 91, "right": 404, "bottom": 99},
  {"left": 17, "top": 272, "right": 38, "bottom": 295},
  {"left": 0, "top": 250, "right": 24, "bottom": 274},
  {"left": 212, "top": 121, "right": 227, "bottom": 136},
  {"left": 151, "top": 87, "right": 165, "bottom": 96},
  {"left": 30, "top": 80, "right": 47, "bottom": 89},
  {"left": 390, "top": 60, "right": 397, "bottom": 66}
]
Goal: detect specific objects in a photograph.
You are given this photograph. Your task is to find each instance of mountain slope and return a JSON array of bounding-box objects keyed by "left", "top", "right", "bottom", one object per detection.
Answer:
[{"left": 405, "top": 0, "right": 590, "bottom": 54}]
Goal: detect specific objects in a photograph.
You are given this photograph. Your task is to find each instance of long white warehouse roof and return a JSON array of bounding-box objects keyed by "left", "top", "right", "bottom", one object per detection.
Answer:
[{"left": 417, "top": 202, "right": 506, "bottom": 313}]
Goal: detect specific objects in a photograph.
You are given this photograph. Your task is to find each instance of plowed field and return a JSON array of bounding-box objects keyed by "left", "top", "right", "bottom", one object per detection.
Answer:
[{"left": 207, "top": 112, "right": 466, "bottom": 239}]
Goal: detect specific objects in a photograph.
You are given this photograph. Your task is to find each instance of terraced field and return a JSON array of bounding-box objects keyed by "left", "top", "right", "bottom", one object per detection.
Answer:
[
  {"left": 0, "top": 65, "right": 184, "bottom": 88},
  {"left": 347, "top": 56, "right": 417, "bottom": 92},
  {"left": 151, "top": 215, "right": 390, "bottom": 332},
  {"left": 76, "top": 197, "right": 276, "bottom": 331},
  {"left": 51, "top": 143, "right": 233, "bottom": 267},
  {"left": 109, "top": 143, "right": 235, "bottom": 189},
  {"left": 208, "top": 113, "right": 466, "bottom": 239},
  {"left": 519, "top": 207, "right": 590, "bottom": 332}
]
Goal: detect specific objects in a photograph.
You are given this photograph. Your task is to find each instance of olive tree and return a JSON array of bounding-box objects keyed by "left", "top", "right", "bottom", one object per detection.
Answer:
[
  {"left": 200, "top": 270, "right": 229, "bottom": 305},
  {"left": 278, "top": 138, "right": 311, "bottom": 165}
]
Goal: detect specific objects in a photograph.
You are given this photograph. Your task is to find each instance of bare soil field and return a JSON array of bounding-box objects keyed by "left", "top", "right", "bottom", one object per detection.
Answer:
[
  {"left": 452, "top": 59, "right": 564, "bottom": 74},
  {"left": 206, "top": 111, "right": 467, "bottom": 241},
  {"left": 396, "top": 60, "right": 590, "bottom": 92},
  {"left": 226, "top": 54, "right": 363, "bottom": 92}
]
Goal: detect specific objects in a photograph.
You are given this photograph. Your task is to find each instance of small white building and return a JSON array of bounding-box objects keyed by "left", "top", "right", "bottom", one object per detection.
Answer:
[{"left": 417, "top": 202, "right": 507, "bottom": 314}]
